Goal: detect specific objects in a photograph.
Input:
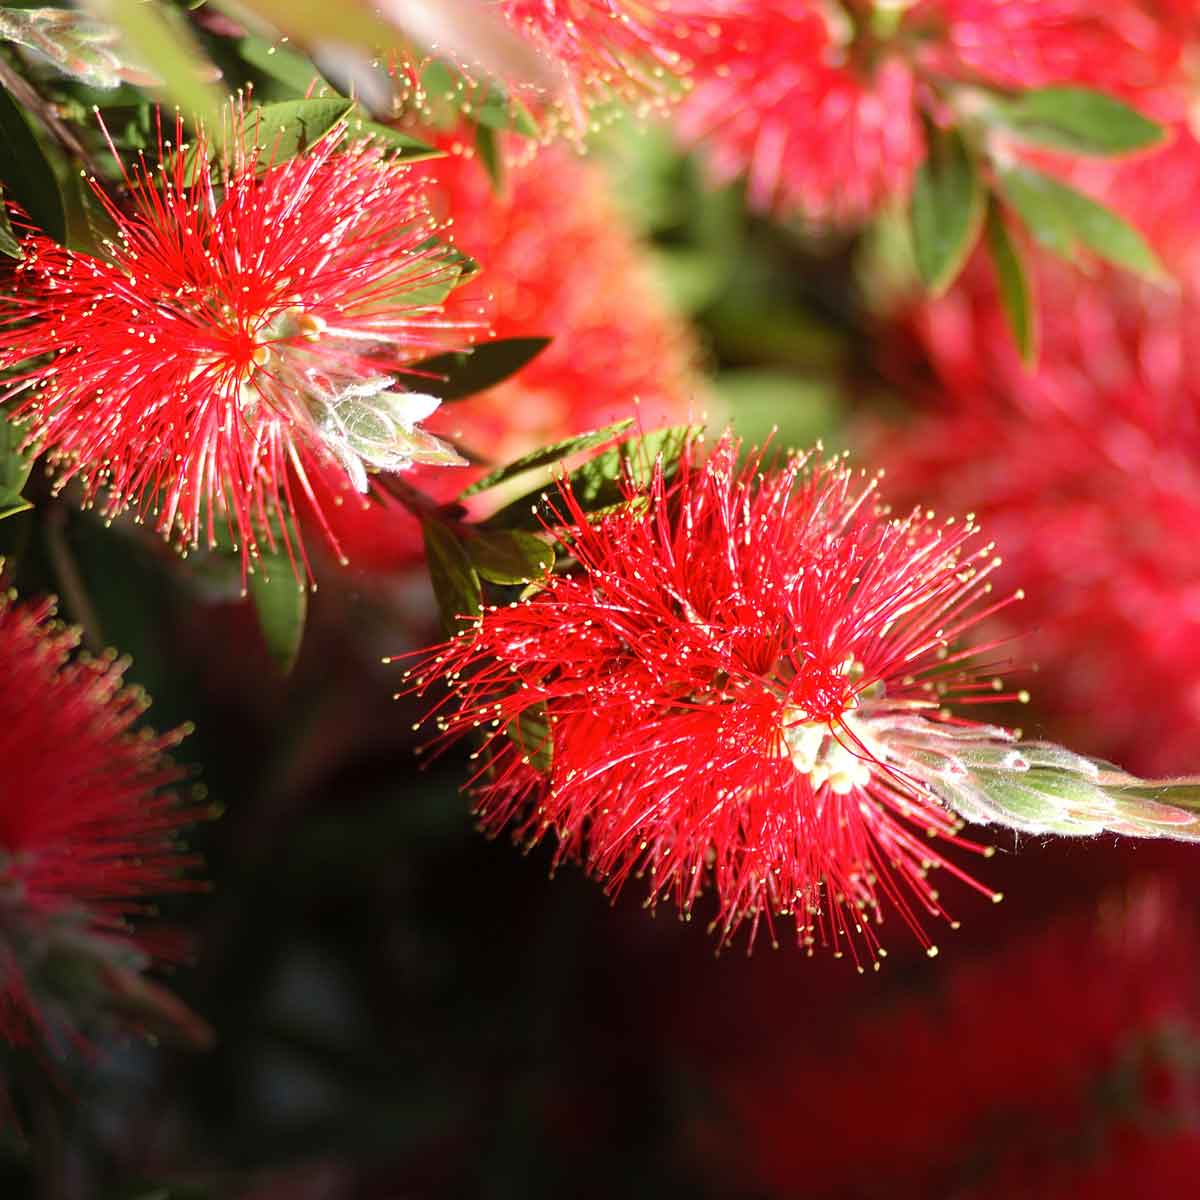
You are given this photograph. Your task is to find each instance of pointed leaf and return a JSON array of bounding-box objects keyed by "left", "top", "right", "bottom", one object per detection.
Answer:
[
  {"left": 474, "top": 120, "right": 503, "bottom": 189},
  {"left": 910, "top": 126, "right": 984, "bottom": 294},
  {"left": 466, "top": 529, "right": 554, "bottom": 585},
  {"left": 0, "top": 407, "right": 34, "bottom": 520},
  {"left": 0, "top": 192, "right": 22, "bottom": 260},
  {"left": 408, "top": 337, "right": 552, "bottom": 402},
  {"left": 997, "top": 165, "right": 1166, "bottom": 280},
  {"left": 238, "top": 36, "right": 328, "bottom": 95},
  {"left": 998, "top": 86, "right": 1164, "bottom": 156},
  {"left": 351, "top": 119, "right": 443, "bottom": 162},
  {"left": 422, "top": 520, "right": 482, "bottom": 632},
  {"left": 247, "top": 97, "right": 355, "bottom": 162},
  {"left": 984, "top": 199, "right": 1038, "bottom": 364},
  {"left": 460, "top": 419, "right": 634, "bottom": 498},
  {"left": 248, "top": 556, "right": 307, "bottom": 673},
  {"left": 0, "top": 84, "right": 65, "bottom": 243}
]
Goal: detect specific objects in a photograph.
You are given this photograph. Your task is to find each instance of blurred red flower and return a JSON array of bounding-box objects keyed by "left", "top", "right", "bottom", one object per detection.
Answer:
[
  {"left": 0, "top": 592, "right": 199, "bottom": 1047},
  {"left": 692, "top": 883, "right": 1200, "bottom": 1199},
  {"left": 412, "top": 433, "right": 1019, "bottom": 960},
  {"left": 868, "top": 247, "right": 1200, "bottom": 776},
  {"left": 0, "top": 110, "right": 464, "bottom": 579},
  {"left": 675, "top": 0, "right": 1192, "bottom": 221}
]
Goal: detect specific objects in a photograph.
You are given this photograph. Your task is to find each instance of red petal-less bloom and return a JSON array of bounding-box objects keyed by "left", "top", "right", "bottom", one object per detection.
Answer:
[
  {"left": 673, "top": 0, "right": 924, "bottom": 221},
  {"left": 692, "top": 884, "right": 1200, "bottom": 1199},
  {"left": 411, "top": 434, "right": 1019, "bottom": 959},
  {"left": 675, "top": 0, "right": 1190, "bottom": 221},
  {"left": 310, "top": 137, "right": 703, "bottom": 573},
  {"left": 868, "top": 254, "right": 1200, "bottom": 776},
  {"left": 0, "top": 112, "right": 464, "bottom": 578},
  {"left": 0, "top": 592, "right": 198, "bottom": 1045}
]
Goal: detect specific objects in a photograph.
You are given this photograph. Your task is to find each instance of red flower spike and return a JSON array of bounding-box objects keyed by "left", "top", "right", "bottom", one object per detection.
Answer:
[
  {"left": 0, "top": 591, "right": 200, "bottom": 1046},
  {"left": 675, "top": 0, "right": 1191, "bottom": 222},
  {"left": 410, "top": 433, "right": 1022, "bottom": 961},
  {"left": 870, "top": 244, "right": 1200, "bottom": 776},
  {"left": 0, "top": 108, "right": 467, "bottom": 580}
]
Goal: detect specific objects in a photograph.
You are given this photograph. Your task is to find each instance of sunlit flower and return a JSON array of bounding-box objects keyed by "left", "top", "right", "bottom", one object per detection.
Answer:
[
  {"left": 411, "top": 432, "right": 1021, "bottom": 960},
  {"left": 0, "top": 591, "right": 199, "bottom": 1046},
  {"left": 0, "top": 109, "right": 466, "bottom": 578}
]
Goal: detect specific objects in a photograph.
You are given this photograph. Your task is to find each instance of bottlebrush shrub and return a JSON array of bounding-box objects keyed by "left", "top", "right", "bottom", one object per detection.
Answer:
[
  {"left": 309, "top": 137, "right": 703, "bottom": 574},
  {"left": 867, "top": 252, "right": 1200, "bottom": 777},
  {"left": 691, "top": 882, "right": 1200, "bottom": 1199},
  {"left": 0, "top": 590, "right": 202, "bottom": 1048},
  {"left": 409, "top": 430, "right": 1031, "bottom": 960},
  {"left": 0, "top": 105, "right": 468, "bottom": 580},
  {"left": 674, "top": 0, "right": 1184, "bottom": 269}
]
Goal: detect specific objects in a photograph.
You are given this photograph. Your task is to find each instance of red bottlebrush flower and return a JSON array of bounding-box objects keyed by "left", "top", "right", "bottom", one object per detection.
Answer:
[
  {"left": 311, "top": 138, "right": 703, "bottom": 573},
  {"left": 0, "top": 591, "right": 199, "bottom": 1046},
  {"left": 867, "top": 249, "right": 1200, "bottom": 776},
  {"left": 673, "top": 0, "right": 924, "bottom": 221},
  {"left": 0, "top": 110, "right": 466, "bottom": 579},
  {"left": 675, "top": 0, "right": 1191, "bottom": 221},
  {"left": 692, "top": 883, "right": 1200, "bottom": 1199},
  {"left": 411, "top": 433, "right": 1021, "bottom": 959}
]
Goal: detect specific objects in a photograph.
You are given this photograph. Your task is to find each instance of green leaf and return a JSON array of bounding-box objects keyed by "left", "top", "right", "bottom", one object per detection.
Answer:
[
  {"left": 474, "top": 121, "right": 503, "bottom": 190},
  {"left": 238, "top": 36, "right": 328, "bottom": 96},
  {"left": 350, "top": 119, "right": 444, "bottom": 163},
  {"left": 997, "top": 166, "right": 1166, "bottom": 280},
  {"left": 0, "top": 407, "right": 34, "bottom": 520},
  {"left": 0, "top": 192, "right": 22, "bottom": 260},
  {"left": 104, "top": 0, "right": 224, "bottom": 130},
  {"left": 422, "top": 520, "right": 482, "bottom": 633},
  {"left": 984, "top": 199, "right": 1037, "bottom": 364},
  {"left": 483, "top": 425, "right": 699, "bottom": 531},
  {"left": 910, "top": 126, "right": 984, "bottom": 294},
  {"left": 408, "top": 338, "right": 551, "bottom": 402},
  {"left": 248, "top": 557, "right": 307, "bottom": 674},
  {"left": 246, "top": 98, "right": 355, "bottom": 163},
  {"left": 466, "top": 529, "right": 554, "bottom": 585},
  {"left": 472, "top": 88, "right": 540, "bottom": 138},
  {"left": 507, "top": 703, "right": 552, "bottom": 773},
  {"left": 460, "top": 419, "right": 634, "bottom": 499},
  {"left": 997, "top": 86, "right": 1164, "bottom": 156},
  {"left": 0, "top": 84, "right": 65, "bottom": 244}
]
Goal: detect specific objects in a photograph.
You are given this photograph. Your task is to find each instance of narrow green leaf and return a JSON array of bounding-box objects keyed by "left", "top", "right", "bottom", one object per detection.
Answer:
[
  {"left": 466, "top": 530, "right": 554, "bottom": 585},
  {"left": 984, "top": 199, "right": 1037, "bottom": 364},
  {"left": 507, "top": 703, "right": 552, "bottom": 773},
  {"left": 422, "top": 520, "right": 482, "bottom": 632},
  {"left": 0, "top": 191, "right": 22, "bottom": 260},
  {"left": 350, "top": 119, "right": 444, "bottom": 162},
  {"left": 997, "top": 165, "right": 1166, "bottom": 280},
  {"left": 238, "top": 36, "right": 328, "bottom": 96},
  {"left": 474, "top": 121, "right": 503, "bottom": 190},
  {"left": 408, "top": 337, "right": 552, "bottom": 402},
  {"left": 247, "top": 98, "right": 355, "bottom": 163},
  {"left": 0, "top": 407, "right": 34, "bottom": 520},
  {"left": 103, "top": 0, "right": 224, "bottom": 130},
  {"left": 998, "top": 86, "right": 1164, "bottom": 156},
  {"left": 460, "top": 419, "right": 634, "bottom": 499},
  {"left": 483, "top": 425, "right": 700, "bottom": 531},
  {"left": 910, "top": 126, "right": 984, "bottom": 294},
  {"left": 0, "top": 85, "right": 65, "bottom": 243},
  {"left": 249, "top": 558, "right": 307, "bottom": 673},
  {"left": 472, "top": 88, "right": 540, "bottom": 138}
]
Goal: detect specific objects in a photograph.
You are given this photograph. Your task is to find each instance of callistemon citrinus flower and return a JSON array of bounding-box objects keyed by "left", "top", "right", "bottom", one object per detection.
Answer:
[
  {"left": 675, "top": 0, "right": 1189, "bottom": 221},
  {"left": 0, "top": 591, "right": 200, "bottom": 1046},
  {"left": 693, "top": 883, "right": 1200, "bottom": 1198},
  {"left": 868, "top": 243, "right": 1200, "bottom": 776},
  {"left": 411, "top": 432, "right": 1028, "bottom": 960},
  {"left": 0, "top": 109, "right": 466, "bottom": 578}
]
